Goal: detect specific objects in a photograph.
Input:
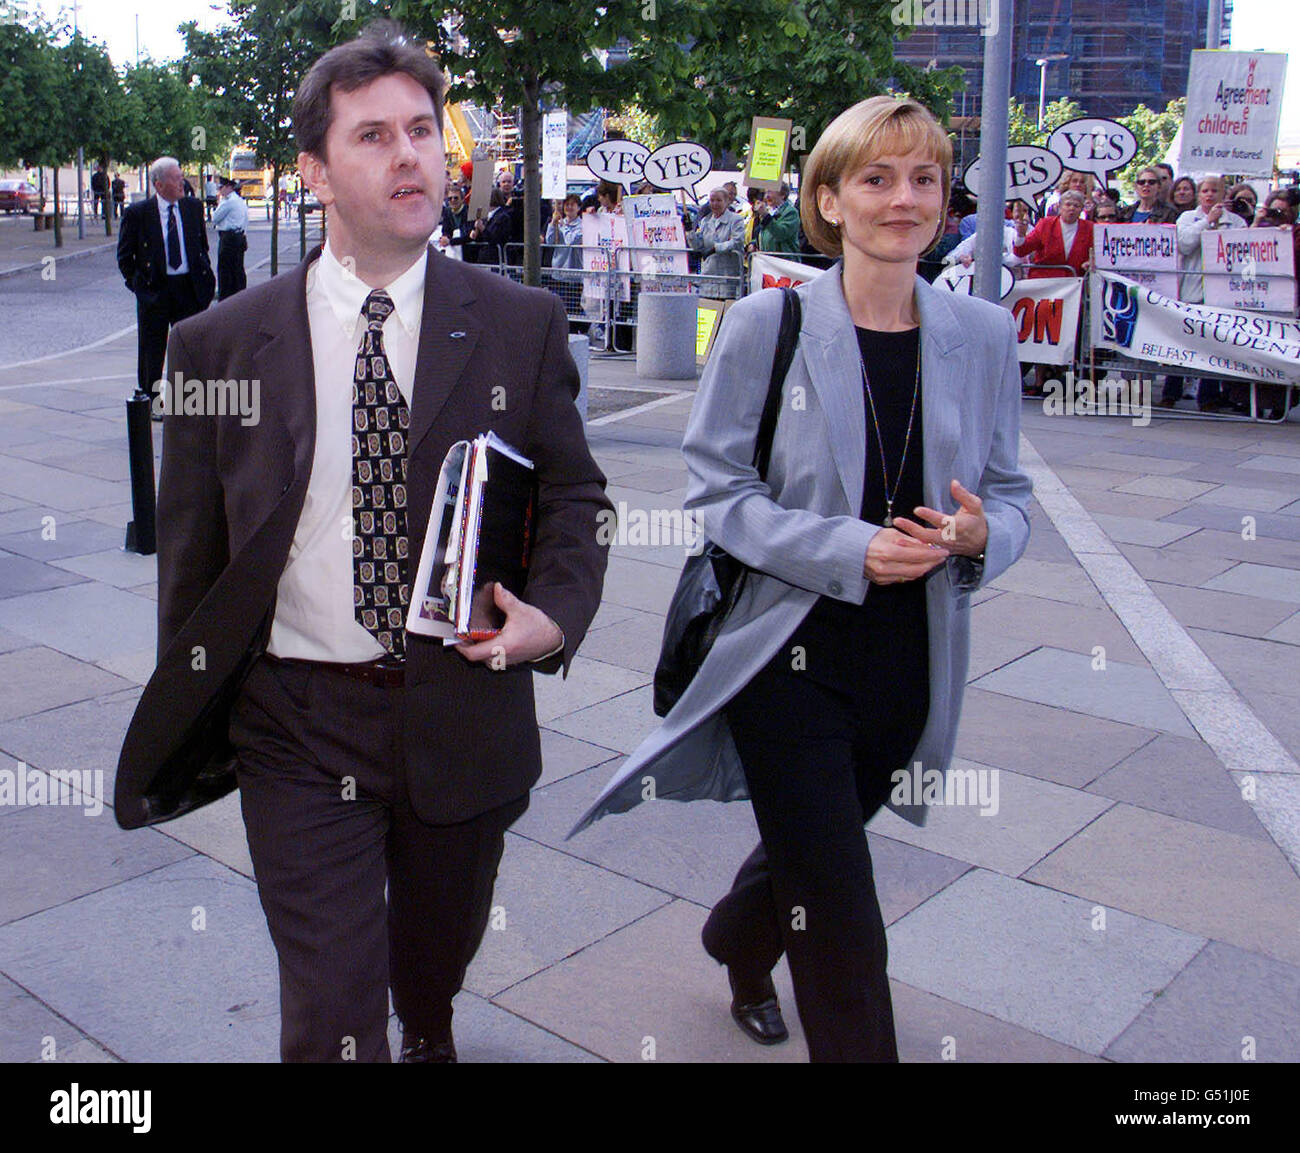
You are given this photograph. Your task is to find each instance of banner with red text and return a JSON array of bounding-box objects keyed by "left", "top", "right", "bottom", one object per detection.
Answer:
[{"left": 1180, "top": 51, "right": 1287, "bottom": 178}]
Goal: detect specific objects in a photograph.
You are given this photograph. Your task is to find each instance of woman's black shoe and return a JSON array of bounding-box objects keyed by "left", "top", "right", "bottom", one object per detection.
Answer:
[
  {"left": 728, "top": 969, "right": 789, "bottom": 1045},
  {"left": 399, "top": 1029, "right": 457, "bottom": 1062}
]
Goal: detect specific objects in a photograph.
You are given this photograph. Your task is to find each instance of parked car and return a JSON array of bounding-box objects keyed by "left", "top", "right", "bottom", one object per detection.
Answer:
[
  {"left": 0, "top": 180, "right": 39, "bottom": 214},
  {"left": 296, "top": 191, "right": 321, "bottom": 218}
]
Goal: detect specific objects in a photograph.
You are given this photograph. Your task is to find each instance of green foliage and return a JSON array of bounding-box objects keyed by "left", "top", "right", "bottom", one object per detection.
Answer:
[
  {"left": 602, "top": 104, "right": 658, "bottom": 150},
  {"left": 0, "top": 20, "right": 62, "bottom": 169},
  {"left": 1116, "top": 98, "right": 1184, "bottom": 192},
  {"left": 1006, "top": 97, "right": 1086, "bottom": 150}
]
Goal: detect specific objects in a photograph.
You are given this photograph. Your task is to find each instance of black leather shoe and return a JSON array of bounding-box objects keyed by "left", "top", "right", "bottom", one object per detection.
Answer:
[
  {"left": 728, "top": 969, "right": 788, "bottom": 1046},
  {"left": 399, "top": 1029, "right": 457, "bottom": 1063}
]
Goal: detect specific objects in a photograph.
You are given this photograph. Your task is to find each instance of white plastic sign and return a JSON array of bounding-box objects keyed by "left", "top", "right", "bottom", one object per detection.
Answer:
[{"left": 964, "top": 146, "right": 1063, "bottom": 214}]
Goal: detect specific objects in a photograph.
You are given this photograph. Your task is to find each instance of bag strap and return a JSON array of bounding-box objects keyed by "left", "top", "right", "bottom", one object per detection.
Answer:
[{"left": 752, "top": 285, "right": 802, "bottom": 481}]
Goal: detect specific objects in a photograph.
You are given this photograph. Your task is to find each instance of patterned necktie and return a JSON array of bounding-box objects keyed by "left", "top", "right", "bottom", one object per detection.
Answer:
[
  {"left": 352, "top": 290, "right": 410, "bottom": 657},
  {"left": 166, "top": 203, "right": 181, "bottom": 269}
]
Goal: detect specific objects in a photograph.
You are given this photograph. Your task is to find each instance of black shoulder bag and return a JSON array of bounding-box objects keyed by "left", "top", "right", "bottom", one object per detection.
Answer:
[{"left": 652, "top": 286, "right": 802, "bottom": 717}]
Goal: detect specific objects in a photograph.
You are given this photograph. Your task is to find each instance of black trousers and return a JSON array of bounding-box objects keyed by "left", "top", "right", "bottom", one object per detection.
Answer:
[
  {"left": 135, "top": 275, "right": 202, "bottom": 397},
  {"left": 703, "top": 593, "right": 929, "bottom": 1062},
  {"left": 217, "top": 230, "right": 247, "bottom": 300},
  {"left": 229, "top": 655, "right": 528, "bottom": 1062}
]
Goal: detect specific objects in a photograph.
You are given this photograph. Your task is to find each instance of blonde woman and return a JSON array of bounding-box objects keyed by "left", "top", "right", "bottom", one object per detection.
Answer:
[{"left": 573, "top": 96, "right": 1033, "bottom": 1061}]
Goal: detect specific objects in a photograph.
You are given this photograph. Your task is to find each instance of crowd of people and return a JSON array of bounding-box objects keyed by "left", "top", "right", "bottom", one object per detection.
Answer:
[{"left": 936, "top": 162, "right": 1299, "bottom": 417}]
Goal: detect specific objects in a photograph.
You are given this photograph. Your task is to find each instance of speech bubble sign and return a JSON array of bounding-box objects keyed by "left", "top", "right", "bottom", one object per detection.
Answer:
[
  {"left": 585, "top": 139, "right": 651, "bottom": 193},
  {"left": 643, "top": 140, "right": 713, "bottom": 201},
  {"left": 965, "top": 145, "right": 1063, "bottom": 215},
  {"left": 935, "top": 261, "right": 1014, "bottom": 300},
  {"left": 1047, "top": 117, "right": 1138, "bottom": 187}
]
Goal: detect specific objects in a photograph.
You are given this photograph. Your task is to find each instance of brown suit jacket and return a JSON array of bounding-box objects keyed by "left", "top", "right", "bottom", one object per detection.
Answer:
[{"left": 114, "top": 245, "right": 610, "bottom": 830}]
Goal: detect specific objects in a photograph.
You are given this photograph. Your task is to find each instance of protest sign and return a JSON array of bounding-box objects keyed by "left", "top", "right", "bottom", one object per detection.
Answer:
[
  {"left": 542, "top": 111, "right": 568, "bottom": 200},
  {"left": 1047, "top": 118, "right": 1138, "bottom": 187},
  {"left": 643, "top": 142, "right": 712, "bottom": 202},
  {"left": 1094, "top": 272, "right": 1300, "bottom": 384},
  {"left": 1200, "top": 226, "right": 1297, "bottom": 312},
  {"left": 743, "top": 117, "right": 793, "bottom": 191},
  {"left": 696, "top": 299, "right": 733, "bottom": 363},
  {"left": 965, "top": 146, "right": 1063, "bottom": 214},
  {"left": 586, "top": 139, "right": 650, "bottom": 192},
  {"left": 1181, "top": 51, "right": 1287, "bottom": 177},
  {"left": 581, "top": 212, "right": 630, "bottom": 311},
  {"left": 624, "top": 194, "right": 689, "bottom": 290},
  {"left": 1091, "top": 223, "right": 1179, "bottom": 298},
  {"left": 749, "top": 252, "right": 818, "bottom": 293},
  {"left": 935, "top": 261, "right": 1014, "bottom": 299}
]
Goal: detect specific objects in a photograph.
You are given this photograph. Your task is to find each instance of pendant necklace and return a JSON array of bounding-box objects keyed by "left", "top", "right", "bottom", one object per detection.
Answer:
[{"left": 860, "top": 338, "right": 921, "bottom": 529}]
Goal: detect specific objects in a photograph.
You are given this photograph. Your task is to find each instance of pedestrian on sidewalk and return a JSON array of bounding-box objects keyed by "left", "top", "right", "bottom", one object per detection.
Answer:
[
  {"left": 212, "top": 177, "right": 248, "bottom": 300},
  {"left": 116, "top": 156, "right": 215, "bottom": 403},
  {"left": 111, "top": 172, "right": 126, "bottom": 220},
  {"left": 572, "top": 94, "right": 1033, "bottom": 1063},
  {"left": 113, "top": 19, "right": 610, "bottom": 1065}
]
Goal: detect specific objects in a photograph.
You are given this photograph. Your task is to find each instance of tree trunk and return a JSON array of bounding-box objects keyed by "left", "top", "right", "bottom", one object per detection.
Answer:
[
  {"left": 52, "top": 167, "right": 62, "bottom": 248},
  {"left": 270, "top": 160, "right": 281, "bottom": 276},
  {"left": 521, "top": 71, "right": 541, "bottom": 288}
]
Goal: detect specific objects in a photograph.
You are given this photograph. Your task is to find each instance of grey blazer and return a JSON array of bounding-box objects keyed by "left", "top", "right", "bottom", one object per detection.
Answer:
[{"left": 570, "top": 261, "right": 1032, "bottom": 837}]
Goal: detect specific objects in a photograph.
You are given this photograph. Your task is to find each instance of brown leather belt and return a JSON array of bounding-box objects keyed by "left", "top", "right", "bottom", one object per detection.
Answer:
[{"left": 263, "top": 652, "right": 405, "bottom": 687}]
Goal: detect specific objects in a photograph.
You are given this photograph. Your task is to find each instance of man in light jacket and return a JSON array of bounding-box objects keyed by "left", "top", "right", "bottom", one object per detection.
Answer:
[{"left": 688, "top": 187, "right": 746, "bottom": 295}]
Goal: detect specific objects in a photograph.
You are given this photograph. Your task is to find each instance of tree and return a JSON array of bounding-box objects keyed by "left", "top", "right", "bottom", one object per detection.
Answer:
[
  {"left": 1117, "top": 98, "right": 1184, "bottom": 192},
  {"left": 1005, "top": 96, "right": 1086, "bottom": 151},
  {"left": 182, "top": 0, "right": 369, "bottom": 274}
]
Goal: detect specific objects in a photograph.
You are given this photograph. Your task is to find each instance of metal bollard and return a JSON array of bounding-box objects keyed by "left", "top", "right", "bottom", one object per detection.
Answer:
[{"left": 124, "top": 390, "right": 157, "bottom": 555}]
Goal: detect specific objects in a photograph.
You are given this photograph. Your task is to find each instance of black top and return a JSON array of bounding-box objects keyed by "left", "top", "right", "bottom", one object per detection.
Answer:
[{"left": 790, "top": 325, "right": 929, "bottom": 718}]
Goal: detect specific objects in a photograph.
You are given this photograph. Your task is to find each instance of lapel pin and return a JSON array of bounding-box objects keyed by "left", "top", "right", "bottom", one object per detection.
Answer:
[{"left": 449, "top": 331, "right": 466, "bottom": 339}]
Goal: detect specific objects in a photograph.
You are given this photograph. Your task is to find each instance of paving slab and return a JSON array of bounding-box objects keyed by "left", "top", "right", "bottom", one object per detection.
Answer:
[
  {"left": 1116, "top": 543, "right": 1237, "bottom": 588},
  {"left": 544, "top": 684, "right": 660, "bottom": 755},
  {"left": 1161, "top": 504, "right": 1300, "bottom": 542},
  {"left": 970, "top": 592, "right": 1147, "bottom": 665},
  {"left": 972, "top": 646, "right": 1195, "bottom": 737},
  {"left": 0, "top": 647, "right": 131, "bottom": 723},
  {"left": 1165, "top": 526, "right": 1300, "bottom": 567},
  {"left": 531, "top": 654, "right": 648, "bottom": 725},
  {"left": 1088, "top": 733, "right": 1272, "bottom": 841},
  {"left": 573, "top": 608, "right": 668, "bottom": 675},
  {"left": 889, "top": 980, "right": 1100, "bottom": 1063},
  {"left": 954, "top": 689, "right": 1156, "bottom": 788},
  {"left": 0, "top": 553, "right": 86, "bottom": 599},
  {"left": 1187, "top": 627, "right": 1300, "bottom": 700},
  {"left": 1265, "top": 611, "right": 1300, "bottom": 646},
  {"left": 157, "top": 792, "right": 254, "bottom": 879},
  {"left": 463, "top": 833, "right": 671, "bottom": 998},
  {"left": 598, "top": 554, "right": 682, "bottom": 613},
  {"left": 885, "top": 868, "right": 1205, "bottom": 1055},
  {"left": 1202, "top": 562, "right": 1300, "bottom": 605},
  {"left": 1075, "top": 450, "right": 1194, "bottom": 476},
  {"left": 0, "top": 582, "right": 155, "bottom": 663},
  {"left": 0, "top": 801, "right": 193, "bottom": 924},
  {"left": 50, "top": 548, "right": 157, "bottom": 589},
  {"left": 1113, "top": 475, "right": 1219, "bottom": 501},
  {"left": 1104, "top": 940, "right": 1300, "bottom": 1063},
  {"left": 1024, "top": 804, "right": 1300, "bottom": 967},
  {"left": 1147, "top": 580, "right": 1298, "bottom": 639},
  {"left": 0, "top": 973, "right": 118, "bottom": 1063},
  {"left": 495, "top": 898, "right": 810, "bottom": 1063},
  {"left": 0, "top": 690, "right": 138, "bottom": 800},
  {"left": 987, "top": 557, "right": 1105, "bottom": 608},
  {"left": 867, "top": 760, "right": 1114, "bottom": 878},
  {"left": 1073, "top": 489, "right": 1188, "bottom": 521},
  {"left": 1090, "top": 513, "right": 1200, "bottom": 547},
  {"left": 0, "top": 855, "right": 282, "bottom": 1062},
  {"left": 0, "top": 518, "right": 126, "bottom": 561},
  {"left": 0, "top": 456, "right": 128, "bottom": 513},
  {"left": 965, "top": 632, "right": 1040, "bottom": 680},
  {"left": 1193, "top": 484, "right": 1300, "bottom": 513},
  {"left": 537, "top": 728, "right": 620, "bottom": 789}
]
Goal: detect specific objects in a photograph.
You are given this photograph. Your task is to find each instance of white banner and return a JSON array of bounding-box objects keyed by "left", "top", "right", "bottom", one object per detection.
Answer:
[
  {"left": 748, "top": 251, "right": 820, "bottom": 294},
  {"left": 623, "top": 194, "right": 688, "bottom": 289},
  {"left": 1005, "top": 277, "right": 1082, "bottom": 365},
  {"left": 1091, "top": 223, "right": 1179, "bottom": 298},
  {"left": 542, "top": 111, "right": 567, "bottom": 200},
  {"left": 1181, "top": 50, "right": 1288, "bottom": 178},
  {"left": 1200, "top": 226, "right": 1297, "bottom": 312},
  {"left": 581, "top": 212, "right": 630, "bottom": 309},
  {"left": 1094, "top": 272, "right": 1300, "bottom": 385}
]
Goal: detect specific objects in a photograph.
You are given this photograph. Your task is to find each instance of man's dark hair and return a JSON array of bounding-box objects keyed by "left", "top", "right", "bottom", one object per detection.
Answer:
[
  {"left": 1154, "top": 162, "right": 1174, "bottom": 178},
  {"left": 293, "top": 20, "right": 446, "bottom": 160}
]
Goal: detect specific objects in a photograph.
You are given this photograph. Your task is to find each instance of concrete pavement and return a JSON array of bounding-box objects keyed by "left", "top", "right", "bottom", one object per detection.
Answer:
[{"left": 0, "top": 272, "right": 1298, "bottom": 1063}]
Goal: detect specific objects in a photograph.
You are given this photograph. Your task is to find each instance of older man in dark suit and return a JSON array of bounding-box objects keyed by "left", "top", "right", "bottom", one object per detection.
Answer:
[
  {"left": 114, "top": 21, "right": 610, "bottom": 1064},
  {"left": 116, "top": 156, "right": 215, "bottom": 402}
]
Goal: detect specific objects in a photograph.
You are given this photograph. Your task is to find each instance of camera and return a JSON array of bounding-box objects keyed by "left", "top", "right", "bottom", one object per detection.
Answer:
[{"left": 1229, "top": 196, "right": 1255, "bottom": 221}]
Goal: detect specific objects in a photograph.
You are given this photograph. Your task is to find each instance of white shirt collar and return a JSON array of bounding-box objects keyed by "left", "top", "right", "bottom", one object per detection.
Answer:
[{"left": 315, "top": 240, "right": 428, "bottom": 343}]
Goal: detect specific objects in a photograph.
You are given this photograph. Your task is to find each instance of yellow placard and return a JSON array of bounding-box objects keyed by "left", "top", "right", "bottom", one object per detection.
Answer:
[
  {"left": 743, "top": 117, "right": 793, "bottom": 191},
  {"left": 696, "top": 303, "right": 723, "bottom": 361}
]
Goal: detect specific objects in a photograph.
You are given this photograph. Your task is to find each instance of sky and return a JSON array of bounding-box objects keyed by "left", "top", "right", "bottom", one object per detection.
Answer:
[{"left": 25, "top": 0, "right": 1300, "bottom": 152}]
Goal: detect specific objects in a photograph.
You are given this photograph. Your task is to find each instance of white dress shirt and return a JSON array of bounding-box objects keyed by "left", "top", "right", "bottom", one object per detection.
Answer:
[
  {"left": 212, "top": 193, "right": 248, "bottom": 231},
  {"left": 157, "top": 195, "right": 189, "bottom": 274},
  {"left": 267, "top": 242, "right": 427, "bottom": 662}
]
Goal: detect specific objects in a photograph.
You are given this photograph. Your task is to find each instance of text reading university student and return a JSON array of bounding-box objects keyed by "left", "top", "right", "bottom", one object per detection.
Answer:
[
  {"left": 574, "top": 97, "right": 1032, "bottom": 1061},
  {"left": 114, "top": 23, "right": 610, "bottom": 1063}
]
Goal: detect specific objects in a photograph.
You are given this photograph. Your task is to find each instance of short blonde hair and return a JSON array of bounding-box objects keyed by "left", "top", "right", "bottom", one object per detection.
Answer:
[
  {"left": 800, "top": 96, "right": 953, "bottom": 258},
  {"left": 1057, "top": 171, "right": 1095, "bottom": 196}
]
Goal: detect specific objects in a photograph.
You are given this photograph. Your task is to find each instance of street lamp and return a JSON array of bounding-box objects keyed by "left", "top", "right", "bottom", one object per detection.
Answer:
[{"left": 1036, "top": 53, "right": 1070, "bottom": 130}]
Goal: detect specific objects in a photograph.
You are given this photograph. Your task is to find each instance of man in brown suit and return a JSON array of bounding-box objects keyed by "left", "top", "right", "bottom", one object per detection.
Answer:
[{"left": 114, "top": 22, "right": 610, "bottom": 1063}]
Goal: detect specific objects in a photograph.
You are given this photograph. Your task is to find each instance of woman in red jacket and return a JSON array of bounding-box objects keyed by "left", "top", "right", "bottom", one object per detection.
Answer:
[{"left": 1013, "top": 190, "right": 1094, "bottom": 278}]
